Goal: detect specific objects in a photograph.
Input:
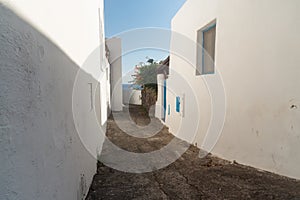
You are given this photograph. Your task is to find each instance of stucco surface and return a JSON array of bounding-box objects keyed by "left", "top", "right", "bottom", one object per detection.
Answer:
[
  {"left": 0, "top": 2, "right": 106, "bottom": 199},
  {"left": 167, "top": 0, "right": 300, "bottom": 179},
  {"left": 106, "top": 38, "right": 123, "bottom": 111}
]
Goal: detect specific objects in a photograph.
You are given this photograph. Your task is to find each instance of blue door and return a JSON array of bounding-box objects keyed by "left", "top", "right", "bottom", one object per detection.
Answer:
[{"left": 163, "top": 79, "right": 167, "bottom": 121}]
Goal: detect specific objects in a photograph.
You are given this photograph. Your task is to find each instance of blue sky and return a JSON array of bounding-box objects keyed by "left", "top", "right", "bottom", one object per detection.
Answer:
[{"left": 104, "top": 0, "right": 186, "bottom": 83}]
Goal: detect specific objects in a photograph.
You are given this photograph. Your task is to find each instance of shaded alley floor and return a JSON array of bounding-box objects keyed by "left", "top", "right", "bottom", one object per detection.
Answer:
[{"left": 86, "top": 105, "right": 300, "bottom": 200}]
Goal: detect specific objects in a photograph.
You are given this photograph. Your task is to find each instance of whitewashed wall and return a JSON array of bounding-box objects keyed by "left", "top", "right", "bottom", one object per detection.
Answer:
[
  {"left": 155, "top": 74, "right": 165, "bottom": 119},
  {"left": 106, "top": 37, "right": 123, "bottom": 111},
  {"left": 167, "top": 0, "right": 300, "bottom": 179},
  {"left": 123, "top": 88, "right": 142, "bottom": 105},
  {"left": 0, "top": 0, "right": 107, "bottom": 199}
]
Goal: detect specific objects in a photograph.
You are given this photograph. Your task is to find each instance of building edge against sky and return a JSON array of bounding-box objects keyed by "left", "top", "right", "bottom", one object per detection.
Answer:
[
  {"left": 0, "top": 0, "right": 110, "bottom": 199},
  {"left": 164, "top": 0, "right": 300, "bottom": 179},
  {"left": 106, "top": 37, "right": 123, "bottom": 112}
]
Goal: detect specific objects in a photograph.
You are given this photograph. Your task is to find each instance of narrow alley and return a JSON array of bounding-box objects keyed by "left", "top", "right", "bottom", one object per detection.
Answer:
[
  {"left": 86, "top": 105, "right": 300, "bottom": 200},
  {"left": 2, "top": 1, "right": 300, "bottom": 199}
]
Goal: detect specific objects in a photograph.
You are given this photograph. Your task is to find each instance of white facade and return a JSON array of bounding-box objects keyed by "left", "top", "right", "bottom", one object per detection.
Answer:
[
  {"left": 0, "top": 0, "right": 109, "bottom": 199},
  {"left": 106, "top": 37, "right": 123, "bottom": 111},
  {"left": 155, "top": 74, "right": 165, "bottom": 119},
  {"left": 123, "top": 87, "right": 142, "bottom": 105},
  {"left": 166, "top": 0, "right": 300, "bottom": 179}
]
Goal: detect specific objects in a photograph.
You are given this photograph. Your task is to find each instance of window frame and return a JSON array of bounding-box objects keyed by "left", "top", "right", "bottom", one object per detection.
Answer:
[{"left": 196, "top": 20, "right": 217, "bottom": 75}]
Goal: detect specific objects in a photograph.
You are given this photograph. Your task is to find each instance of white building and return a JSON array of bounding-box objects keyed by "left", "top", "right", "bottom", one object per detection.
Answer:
[
  {"left": 164, "top": 0, "right": 300, "bottom": 179},
  {"left": 106, "top": 37, "right": 123, "bottom": 111},
  {"left": 0, "top": 0, "right": 111, "bottom": 199},
  {"left": 123, "top": 84, "right": 142, "bottom": 106},
  {"left": 155, "top": 56, "right": 169, "bottom": 121}
]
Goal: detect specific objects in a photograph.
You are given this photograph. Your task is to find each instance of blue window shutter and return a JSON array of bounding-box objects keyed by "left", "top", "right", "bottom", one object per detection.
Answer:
[{"left": 176, "top": 96, "right": 180, "bottom": 112}]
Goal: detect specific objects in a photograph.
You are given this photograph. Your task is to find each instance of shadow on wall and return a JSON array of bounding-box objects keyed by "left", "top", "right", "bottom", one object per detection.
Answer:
[{"left": 0, "top": 4, "right": 102, "bottom": 200}]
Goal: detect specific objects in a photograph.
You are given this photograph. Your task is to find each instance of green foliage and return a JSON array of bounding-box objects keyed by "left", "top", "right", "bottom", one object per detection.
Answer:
[
  {"left": 141, "top": 86, "right": 157, "bottom": 111},
  {"left": 131, "top": 59, "right": 161, "bottom": 110},
  {"left": 131, "top": 62, "right": 158, "bottom": 86}
]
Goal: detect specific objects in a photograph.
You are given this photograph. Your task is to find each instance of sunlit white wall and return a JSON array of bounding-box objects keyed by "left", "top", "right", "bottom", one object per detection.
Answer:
[
  {"left": 107, "top": 37, "right": 123, "bottom": 111},
  {"left": 168, "top": 0, "right": 300, "bottom": 179},
  {"left": 0, "top": 0, "right": 107, "bottom": 199}
]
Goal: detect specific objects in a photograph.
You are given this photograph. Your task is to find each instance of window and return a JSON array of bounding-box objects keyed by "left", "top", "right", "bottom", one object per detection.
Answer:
[
  {"left": 175, "top": 95, "right": 185, "bottom": 117},
  {"left": 176, "top": 96, "right": 180, "bottom": 113},
  {"left": 196, "top": 20, "right": 216, "bottom": 75}
]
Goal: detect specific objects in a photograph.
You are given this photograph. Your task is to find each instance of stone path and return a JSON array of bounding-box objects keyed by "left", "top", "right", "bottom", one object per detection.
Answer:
[{"left": 86, "top": 105, "right": 300, "bottom": 200}]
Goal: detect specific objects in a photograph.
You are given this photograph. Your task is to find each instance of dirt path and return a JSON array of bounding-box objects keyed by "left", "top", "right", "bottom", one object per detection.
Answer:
[{"left": 86, "top": 105, "right": 300, "bottom": 200}]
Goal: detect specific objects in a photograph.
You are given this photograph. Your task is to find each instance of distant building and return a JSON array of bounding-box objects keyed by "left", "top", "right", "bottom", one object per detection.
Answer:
[
  {"left": 106, "top": 37, "right": 123, "bottom": 111},
  {"left": 122, "top": 84, "right": 142, "bottom": 105},
  {"left": 155, "top": 56, "right": 169, "bottom": 121}
]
